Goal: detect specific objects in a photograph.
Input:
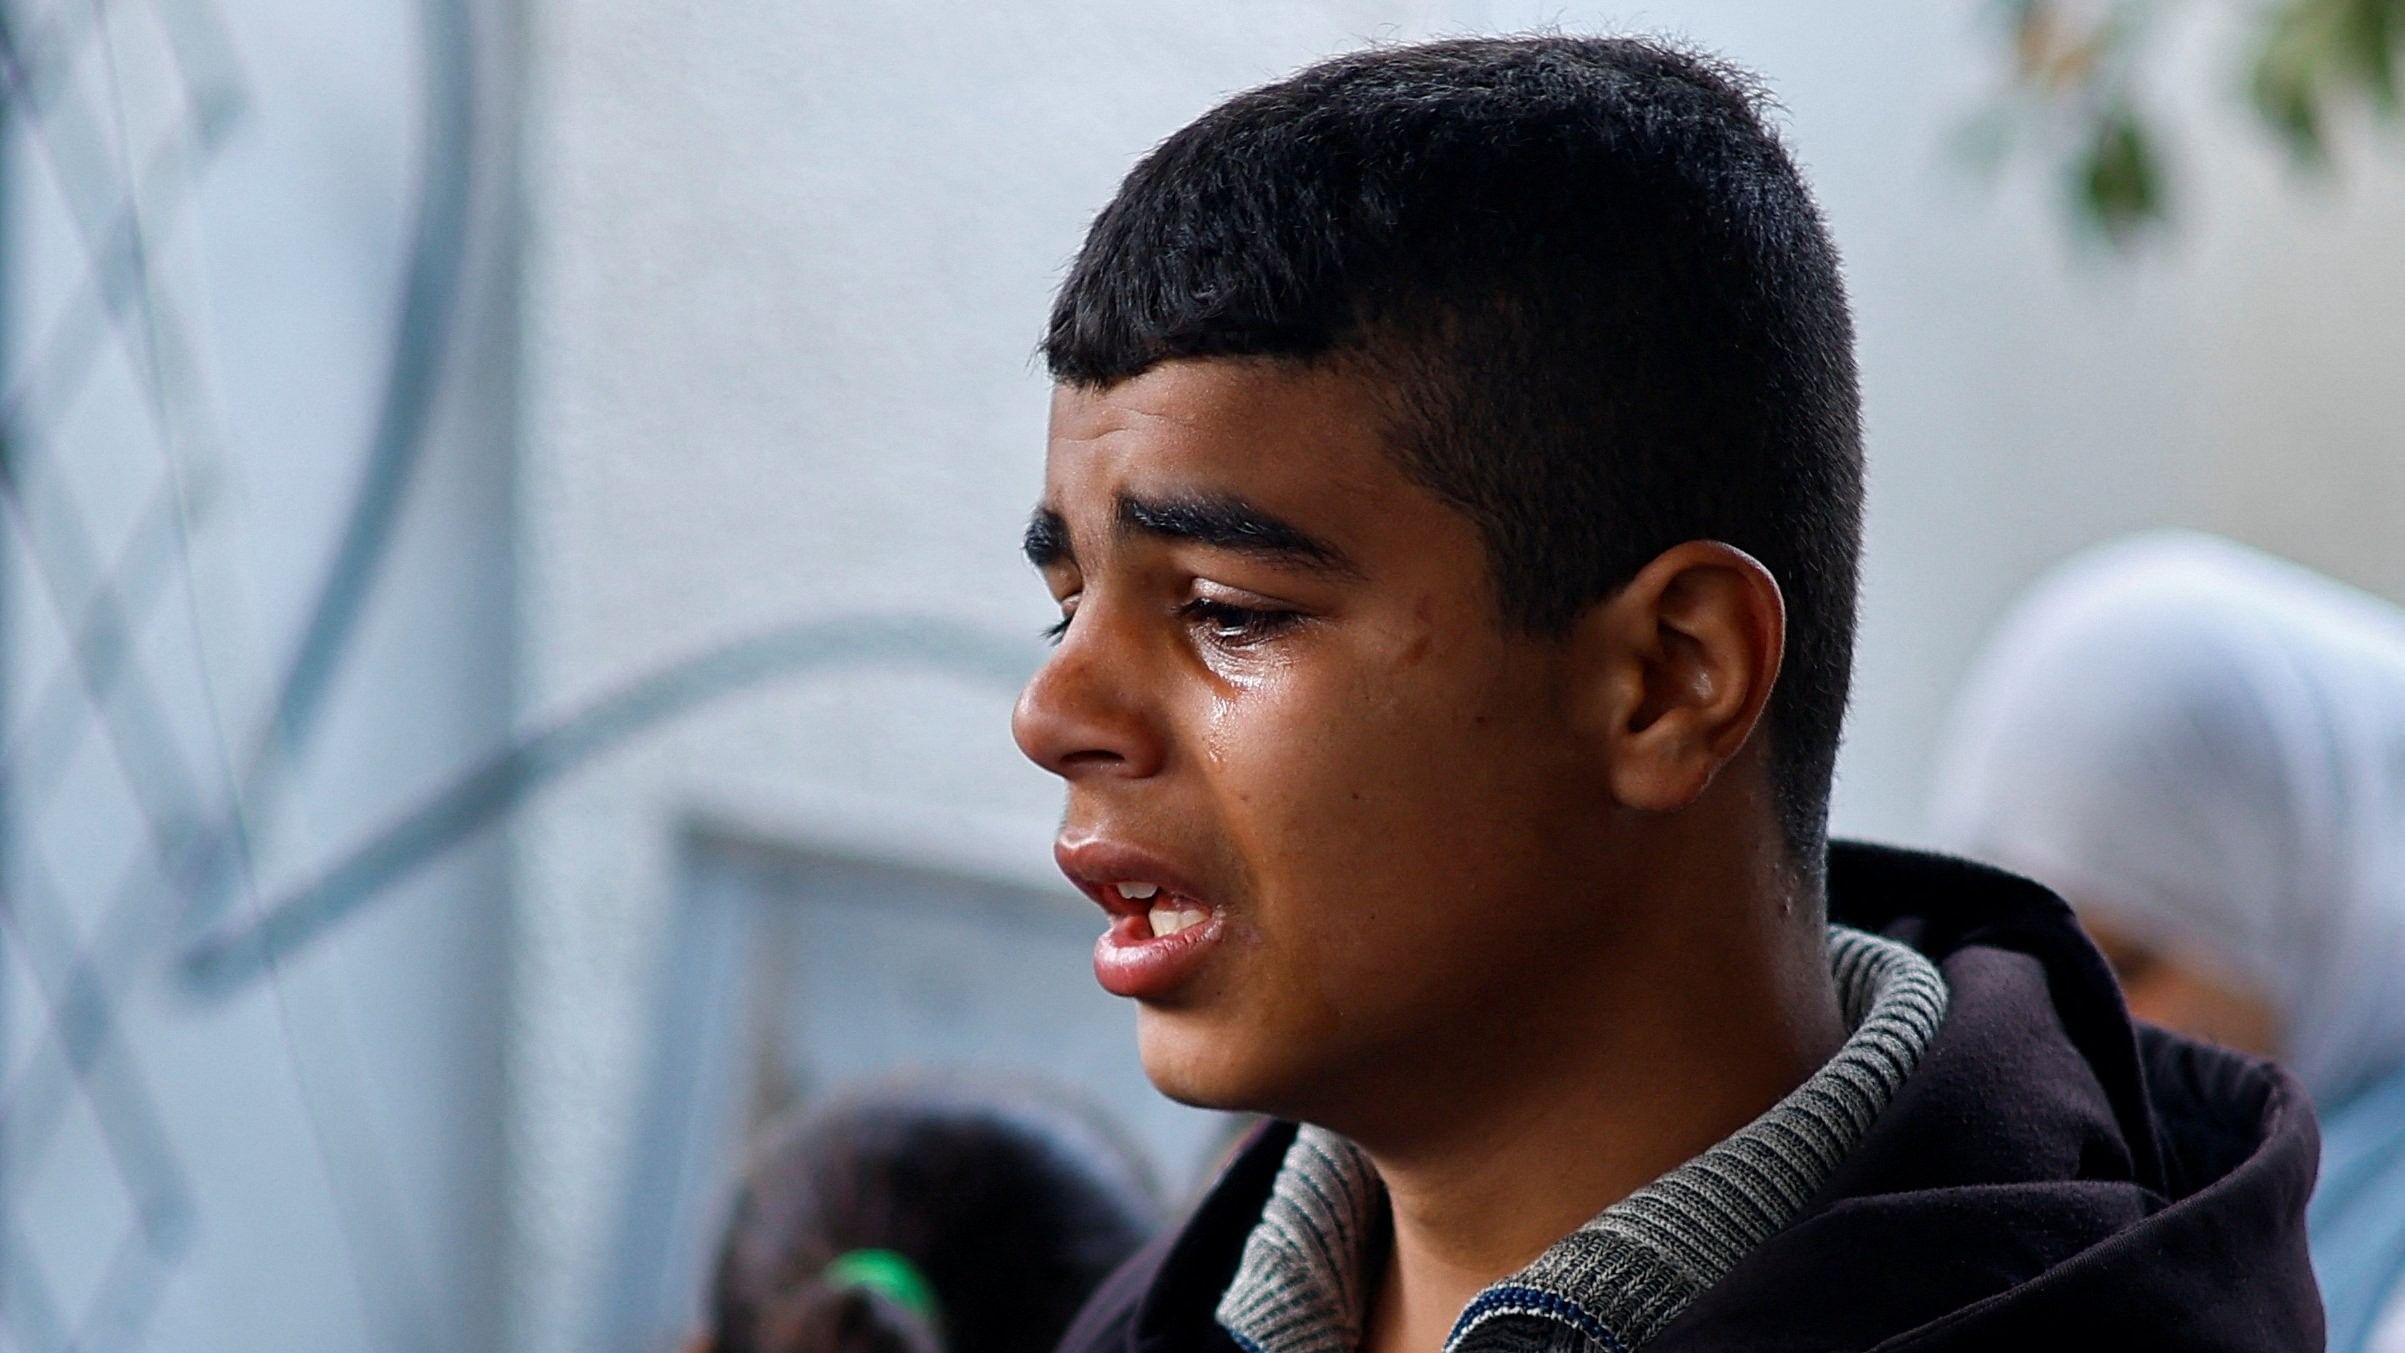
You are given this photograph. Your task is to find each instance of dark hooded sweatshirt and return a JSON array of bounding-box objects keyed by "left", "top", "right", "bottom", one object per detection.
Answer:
[{"left": 1057, "top": 843, "right": 2324, "bottom": 1351}]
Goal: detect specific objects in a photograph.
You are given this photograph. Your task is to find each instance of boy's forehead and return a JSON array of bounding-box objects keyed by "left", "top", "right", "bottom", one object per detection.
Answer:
[{"left": 1041, "top": 360, "right": 1400, "bottom": 509}]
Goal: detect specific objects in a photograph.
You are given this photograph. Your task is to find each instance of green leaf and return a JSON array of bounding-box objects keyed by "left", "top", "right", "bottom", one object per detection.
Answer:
[
  {"left": 2248, "top": 0, "right": 2405, "bottom": 158},
  {"left": 2347, "top": 0, "right": 2402, "bottom": 110},
  {"left": 2079, "top": 104, "right": 2166, "bottom": 240}
]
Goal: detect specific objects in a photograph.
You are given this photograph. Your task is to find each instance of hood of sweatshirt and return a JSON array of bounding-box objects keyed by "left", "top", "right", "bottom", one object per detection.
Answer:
[{"left": 1057, "top": 842, "right": 2323, "bottom": 1353}]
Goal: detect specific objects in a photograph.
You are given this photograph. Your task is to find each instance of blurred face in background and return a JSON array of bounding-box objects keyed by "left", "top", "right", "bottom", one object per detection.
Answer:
[{"left": 2080, "top": 909, "right": 2280, "bottom": 1060}]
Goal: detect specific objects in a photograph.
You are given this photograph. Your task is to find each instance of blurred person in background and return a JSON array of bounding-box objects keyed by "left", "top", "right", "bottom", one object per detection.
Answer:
[
  {"left": 1935, "top": 530, "right": 2405, "bottom": 1353},
  {"left": 687, "top": 1080, "right": 1162, "bottom": 1353}
]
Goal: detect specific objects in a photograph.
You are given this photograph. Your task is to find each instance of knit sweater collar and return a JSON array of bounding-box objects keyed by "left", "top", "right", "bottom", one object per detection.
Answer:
[{"left": 1214, "top": 924, "right": 1950, "bottom": 1353}]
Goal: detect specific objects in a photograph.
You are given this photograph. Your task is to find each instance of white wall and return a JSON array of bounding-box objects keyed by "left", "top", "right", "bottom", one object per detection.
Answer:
[
  {"left": 1, "top": 0, "right": 521, "bottom": 1349},
  {"left": 513, "top": 4, "right": 2403, "bottom": 1349}
]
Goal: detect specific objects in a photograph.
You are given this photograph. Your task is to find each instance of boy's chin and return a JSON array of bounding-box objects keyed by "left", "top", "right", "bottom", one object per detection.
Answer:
[{"left": 1134, "top": 1005, "right": 1312, "bottom": 1117}]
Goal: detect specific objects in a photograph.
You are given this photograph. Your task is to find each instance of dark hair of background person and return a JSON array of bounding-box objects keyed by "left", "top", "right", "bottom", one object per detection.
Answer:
[
  {"left": 692, "top": 1080, "right": 1163, "bottom": 1353},
  {"left": 1043, "top": 35, "right": 1864, "bottom": 867}
]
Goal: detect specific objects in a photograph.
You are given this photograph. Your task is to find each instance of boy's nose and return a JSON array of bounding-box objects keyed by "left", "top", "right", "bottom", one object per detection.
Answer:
[{"left": 1011, "top": 614, "right": 1166, "bottom": 781}]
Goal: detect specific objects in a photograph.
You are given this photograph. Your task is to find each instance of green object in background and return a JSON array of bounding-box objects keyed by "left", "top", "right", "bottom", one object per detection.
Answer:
[
  {"left": 823, "top": 1249, "right": 945, "bottom": 1327},
  {"left": 1973, "top": 0, "right": 2405, "bottom": 242}
]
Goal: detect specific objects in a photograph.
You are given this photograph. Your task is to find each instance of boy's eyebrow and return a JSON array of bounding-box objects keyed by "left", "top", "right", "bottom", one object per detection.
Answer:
[
  {"left": 1022, "top": 494, "right": 1363, "bottom": 579},
  {"left": 1116, "top": 490, "right": 1361, "bottom": 578}
]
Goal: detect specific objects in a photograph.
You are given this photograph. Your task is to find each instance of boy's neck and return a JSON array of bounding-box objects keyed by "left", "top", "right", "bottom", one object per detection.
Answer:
[{"left": 1354, "top": 892, "right": 1846, "bottom": 1353}]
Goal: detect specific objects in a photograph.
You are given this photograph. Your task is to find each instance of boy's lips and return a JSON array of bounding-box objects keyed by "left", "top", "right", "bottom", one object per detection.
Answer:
[{"left": 1054, "top": 837, "right": 1226, "bottom": 1000}]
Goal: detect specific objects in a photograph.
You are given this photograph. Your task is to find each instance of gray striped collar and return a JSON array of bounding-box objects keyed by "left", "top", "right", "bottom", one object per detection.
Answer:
[{"left": 1215, "top": 925, "right": 1951, "bottom": 1353}]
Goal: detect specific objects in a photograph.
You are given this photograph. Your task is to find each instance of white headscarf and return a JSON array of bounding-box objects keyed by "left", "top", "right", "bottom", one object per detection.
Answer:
[{"left": 1931, "top": 531, "right": 2405, "bottom": 1106}]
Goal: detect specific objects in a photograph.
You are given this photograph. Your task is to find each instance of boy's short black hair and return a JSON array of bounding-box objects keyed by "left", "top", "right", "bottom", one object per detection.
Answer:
[{"left": 1043, "top": 35, "right": 1864, "bottom": 864}]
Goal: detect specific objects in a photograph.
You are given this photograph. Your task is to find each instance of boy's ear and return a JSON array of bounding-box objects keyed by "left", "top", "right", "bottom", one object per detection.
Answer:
[{"left": 1567, "top": 541, "right": 1785, "bottom": 813}]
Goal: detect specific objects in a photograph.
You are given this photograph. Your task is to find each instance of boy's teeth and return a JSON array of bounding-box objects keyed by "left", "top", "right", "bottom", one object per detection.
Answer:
[
  {"left": 1150, "top": 905, "right": 1208, "bottom": 937},
  {"left": 1116, "top": 882, "right": 1160, "bottom": 901}
]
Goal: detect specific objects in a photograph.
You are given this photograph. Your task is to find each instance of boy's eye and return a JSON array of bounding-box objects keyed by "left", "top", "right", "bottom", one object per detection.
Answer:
[{"left": 1180, "top": 597, "right": 1302, "bottom": 646}]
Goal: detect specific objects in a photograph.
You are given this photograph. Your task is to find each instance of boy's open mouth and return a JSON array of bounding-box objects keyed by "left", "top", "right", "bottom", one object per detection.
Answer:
[
  {"left": 1092, "top": 891, "right": 1224, "bottom": 999},
  {"left": 1054, "top": 840, "right": 1228, "bottom": 998},
  {"left": 1111, "top": 881, "right": 1211, "bottom": 938}
]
